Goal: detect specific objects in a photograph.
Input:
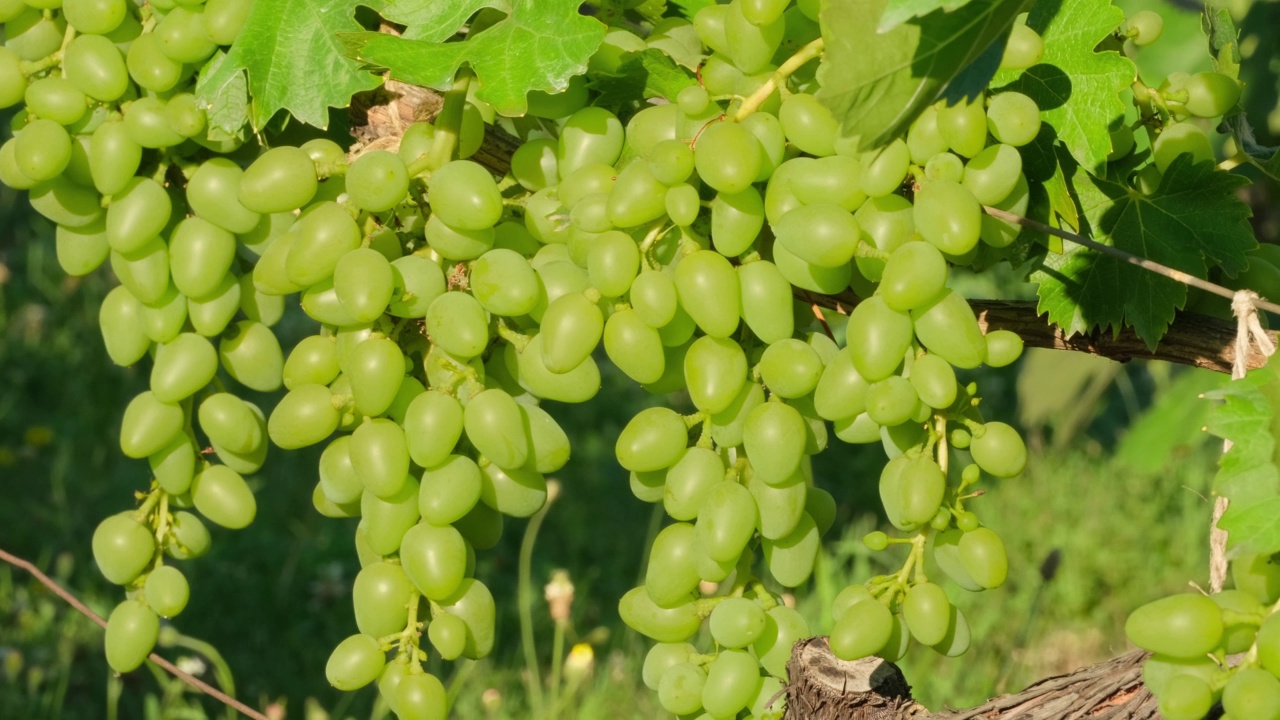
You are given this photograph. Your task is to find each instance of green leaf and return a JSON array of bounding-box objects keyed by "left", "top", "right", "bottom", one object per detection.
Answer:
[
  {"left": 1203, "top": 6, "right": 1240, "bottom": 80},
  {"left": 589, "top": 48, "right": 697, "bottom": 108},
  {"left": 668, "top": 0, "right": 714, "bottom": 20},
  {"left": 195, "top": 0, "right": 383, "bottom": 130},
  {"left": 378, "top": 1, "right": 501, "bottom": 41},
  {"left": 1224, "top": 114, "right": 1280, "bottom": 181},
  {"left": 342, "top": 0, "right": 606, "bottom": 116},
  {"left": 1032, "top": 156, "right": 1254, "bottom": 347},
  {"left": 1115, "top": 368, "right": 1226, "bottom": 473},
  {"left": 991, "top": 0, "right": 1134, "bottom": 173},
  {"left": 197, "top": 51, "right": 248, "bottom": 140},
  {"left": 878, "top": 0, "right": 976, "bottom": 33},
  {"left": 1210, "top": 363, "right": 1280, "bottom": 555},
  {"left": 815, "top": 0, "right": 1025, "bottom": 150}
]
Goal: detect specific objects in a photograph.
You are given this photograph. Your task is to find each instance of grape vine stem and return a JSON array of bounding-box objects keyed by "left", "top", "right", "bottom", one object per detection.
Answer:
[
  {"left": 0, "top": 547, "right": 270, "bottom": 720},
  {"left": 732, "top": 37, "right": 825, "bottom": 121}
]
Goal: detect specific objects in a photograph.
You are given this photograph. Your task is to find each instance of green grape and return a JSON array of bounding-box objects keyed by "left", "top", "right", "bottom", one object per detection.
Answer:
[
  {"left": 118, "top": 392, "right": 184, "bottom": 463},
  {"left": 663, "top": 447, "right": 725, "bottom": 521},
  {"left": 186, "top": 273, "right": 241, "bottom": 336},
  {"left": 1126, "top": 593, "right": 1224, "bottom": 659},
  {"left": 623, "top": 102, "right": 679, "bottom": 159},
  {"left": 701, "top": 648, "right": 762, "bottom": 718},
  {"left": 0, "top": 138, "right": 36, "bottom": 190},
  {"left": 906, "top": 105, "right": 948, "bottom": 164},
  {"left": 914, "top": 179, "right": 982, "bottom": 256},
  {"left": 709, "top": 187, "right": 764, "bottom": 257},
  {"left": 779, "top": 92, "right": 837, "bottom": 157},
  {"left": 911, "top": 290, "right": 987, "bottom": 368},
  {"left": 330, "top": 248, "right": 392, "bottom": 323},
  {"left": 763, "top": 512, "right": 820, "bottom": 587},
  {"left": 846, "top": 296, "right": 912, "bottom": 382},
  {"left": 240, "top": 147, "right": 318, "bottom": 213},
  {"left": 191, "top": 464, "right": 257, "bottom": 529},
  {"left": 317, "top": 437, "right": 362, "bottom": 506},
  {"left": 743, "top": 401, "right": 806, "bottom": 484},
  {"left": 104, "top": 600, "right": 159, "bottom": 673},
  {"left": 791, "top": 154, "right": 865, "bottom": 211},
  {"left": 347, "top": 338, "right": 404, "bottom": 419},
  {"left": 30, "top": 175, "right": 104, "bottom": 228},
  {"left": 759, "top": 339, "right": 822, "bottom": 399},
  {"left": 900, "top": 582, "right": 951, "bottom": 647},
  {"left": 400, "top": 392, "right": 462, "bottom": 470},
  {"left": 360, "top": 481, "right": 420, "bottom": 556},
  {"left": 125, "top": 33, "right": 183, "bottom": 93},
  {"left": 764, "top": 157, "right": 809, "bottom": 224},
  {"left": 1213, "top": 589, "right": 1263, "bottom": 654},
  {"left": 479, "top": 462, "right": 548, "bottom": 518},
  {"left": 150, "top": 434, "right": 196, "bottom": 494},
  {"left": 400, "top": 522, "right": 469, "bottom": 601},
  {"left": 284, "top": 336, "right": 340, "bottom": 390},
  {"left": 629, "top": 270, "right": 677, "bottom": 330},
  {"left": 1124, "top": 9, "right": 1163, "bottom": 47},
  {"left": 110, "top": 239, "right": 172, "bottom": 305},
  {"left": 149, "top": 333, "right": 217, "bottom": 403},
  {"left": 676, "top": 84, "right": 712, "bottom": 119},
  {"left": 710, "top": 597, "right": 767, "bottom": 649},
  {"left": 268, "top": 384, "right": 340, "bottom": 449},
  {"left": 99, "top": 285, "right": 151, "bottom": 366},
  {"left": 880, "top": 241, "right": 949, "bottom": 312},
  {"left": 750, "top": 466, "right": 807, "bottom": 540},
  {"left": 1257, "top": 612, "right": 1280, "bottom": 679},
  {"left": 829, "top": 594, "right": 893, "bottom": 660},
  {"left": 12, "top": 119, "right": 70, "bottom": 183},
  {"left": 958, "top": 527, "right": 1008, "bottom": 590},
  {"left": 1001, "top": 23, "right": 1044, "bottom": 70},
  {"left": 645, "top": 522, "right": 702, "bottom": 608},
  {"left": 570, "top": 192, "right": 610, "bottom": 233},
  {"left": 428, "top": 613, "right": 469, "bottom": 661},
  {"left": 693, "top": 121, "right": 762, "bottom": 195},
  {"left": 604, "top": 309, "right": 666, "bottom": 385},
  {"left": 419, "top": 455, "right": 482, "bottom": 526},
  {"left": 962, "top": 143, "right": 1022, "bottom": 206},
  {"left": 1156, "top": 674, "right": 1215, "bottom": 720},
  {"left": 860, "top": 139, "right": 910, "bottom": 197},
  {"left": 675, "top": 250, "right": 741, "bottom": 338},
  {"left": 63, "top": 34, "right": 129, "bottom": 101},
  {"left": 854, "top": 193, "right": 915, "bottom": 281},
  {"left": 510, "top": 137, "right": 558, "bottom": 191},
  {"left": 350, "top": 419, "right": 410, "bottom": 499},
  {"left": 695, "top": 481, "right": 757, "bottom": 563},
  {"left": 648, "top": 139, "right": 695, "bottom": 186},
  {"left": 970, "top": 421, "right": 1026, "bottom": 478},
  {"left": 813, "top": 348, "right": 869, "bottom": 421},
  {"left": 617, "top": 407, "right": 689, "bottom": 473},
  {"left": 631, "top": 469, "right": 666, "bottom": 503},
  {"left": 462, "top": 388, "right": 529, "bottom": 470},
  {"left": 806, "top": 485, "right": 837, "bottom": 536},
  {"left": 752, "top": 605, "right": 809, "bottom": 678},
  {"left": 289, "top": 202, "right": 362, "bottom": 286},
  {"left": 198, "top": 393, "right": 261, "bottom": 455},
  {"left": 166, "top": 94, "right": 207, "bottom": 138},
  {"left": 984, "top": 329, "right": 1023, "bottom": 368},
  {"left": 426, "top": 291, "right": 490, "bottom": 358},
  {"left": 154, "top": 7, "right": 216, "bottom": 63},
  {"left": 937, "top": 95, "right": 987, "bottom": 158},
  {"left": 166, "top": 511, "right": 211, "bottom": 560},
  {"left": 909, "top": 353, "right": 957, "bottom": 409},
  {"left": 388, "top": 255, "right": 446, "bottom": 319},
  {"left": 1153, "top": 122, "right": 1214, "bottom": 172},
  {"left": 25, "top": 77, "right": 87, "bottom": 126},
  {"left": 325, "top": 634, "right": 385, "bottom": 691},
  {"left": 427, "top": 160, "right": 503, "bottom": 230},
  {"left": 92, "top": 513, "right": 155, "bottom": 585},
  {"left": 536, "top": 292, "right": 601, "bottom": 373},
  {"left": 1223, "top": 668, "right": 1280, "bottom": 720},
  {"left": 352, "top": 561, "right": 415, "bottom": 638},
  {"left": 924, "top": 152, "right": 964, "bottom": 183},
  {"left": 658, "top": 662, "right": 706, "bottom": 715},
  {"left": 986, "top": 92, "right": 1041, "bottom": 147},
  {"left": 864, "top": 376, "right": 918, "bottom": 427},
  {"left": 773, "top": 203, "right": 860, "bottom": 268},
  {"left": 63, "top": 0, "right": 126, "bottom": 33},
  {"left": 608, "top": 161, "right": 667, "bottom": 228},
  {"left": 0, "top": 47, "right": 26, "bottom": 109},
  {"left": 558, "top": 107, "right": 625, "bottom": 178},
  {"left": 105, "top": 177, "right": 170, "bottom": 254},
  {"left": 681, "top": 336, "right": 746, "bottom": 414},
  {"left": 587, "top": 231, "right": 641, "bottom": 298},
  {"left": 724, "top": 0, "right": 783, "bottom": 72},
  {"left": 344, "top": 150, "right": 407, "bottom": 212},
  {"left": 168, "top": 218, "right": 235, "bottom": 300},
  {"left": 735, "top": 261, "right": 793, "bottom": 345},
  {"left": 182, "top": 158, "right": 258, "bottom": 233},
  {"left": 144, "top": 565, "right": 189, "bottom": 618},
  {"left": 466, "top": 249, "right": 535, "bottom": 317},
  {"left": 897, "top": 454, "right": 946, "bottom": 526},
  {"left": 124, "top": 97, "right": 187, "bottom": 149}
]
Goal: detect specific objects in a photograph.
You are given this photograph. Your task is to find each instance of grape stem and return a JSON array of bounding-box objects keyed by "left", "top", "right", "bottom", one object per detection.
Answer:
[
  {"left": 426, "top": 69, "right": 473, "bottom": 171},
  {"left": 732, "top": 37, "right": 826, "bottom": 122},
  {"left": 0, "top": 547, "right": 271, "bottom": 720},
  {"left": 983, "top": 206, "right": 1280, "bottom": 315},
  {"left": 517, "top": 482, "right": 559, "bottom": 715},
  {"left": 934, "top": 415, "right": 949, "bottom": 476}
]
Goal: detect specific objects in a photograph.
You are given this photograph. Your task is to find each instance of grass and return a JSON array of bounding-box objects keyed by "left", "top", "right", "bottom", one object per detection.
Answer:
[{"left": 0, "top": 188, "right": 1225, "bottom": 718}]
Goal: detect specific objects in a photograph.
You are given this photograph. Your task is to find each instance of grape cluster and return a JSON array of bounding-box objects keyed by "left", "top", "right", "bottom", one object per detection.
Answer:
[
  {"left": 1125, "top": 554, "right": 1280, "bottom": 720},
  {"left": 0, "top": 0, "right": 1056, "bottom": 714}
]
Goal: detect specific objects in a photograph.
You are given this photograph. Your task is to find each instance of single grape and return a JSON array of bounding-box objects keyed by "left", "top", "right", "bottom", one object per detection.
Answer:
[{"left": 1125, "top": 10, "right": 1163, "bottom": 47}]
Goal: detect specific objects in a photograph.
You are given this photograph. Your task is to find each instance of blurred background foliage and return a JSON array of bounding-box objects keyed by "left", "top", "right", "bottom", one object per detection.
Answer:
[{"left": 2, "top": 0, "right": 1279, "bottom": 718}]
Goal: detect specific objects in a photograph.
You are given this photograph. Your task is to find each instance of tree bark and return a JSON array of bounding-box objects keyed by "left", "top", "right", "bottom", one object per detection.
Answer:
[{"left": 782, "top": 638, "right": 1161, "bottom": 720}]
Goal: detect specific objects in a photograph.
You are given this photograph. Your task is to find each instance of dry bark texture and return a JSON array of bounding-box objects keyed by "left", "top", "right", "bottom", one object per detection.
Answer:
[{"left": 782, "top": 639, "right": 1162, "bottom": 720}]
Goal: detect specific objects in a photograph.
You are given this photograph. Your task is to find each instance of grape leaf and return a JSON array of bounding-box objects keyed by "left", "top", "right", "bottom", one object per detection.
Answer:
[
  {"left": 879, "top": 0, "right": 976, "bottom": 33},
  {"left": 1032, "top": 156, "right": 1254, "bottom": 348},
  {"left": 991, "top": 0, "right": 1134, "bottom": 173},
  {"left": 589, "top": 49, "right": 696, "bottom": 109},
  {"left": 195, "top": 0, "right": 383, "bottom": 130},
  {"left": 197, "top": 51, "right": 249, "bottom": 139},
  {"left": 379, "top": 0, "right": 501, "bottom": 41},
  {"left": 1203, "top": 6, "right": 1241, "bottom": 80},
  {"left": 815, "top": 0, "right": 1024, "bottom": 150},
  {"left": 668, "top": 0, "right": 714, "bottom": 20},
  {"left": 1208, "top": 363, "right": 1280, "bottom": 555},
  {"left": 342, "top": 0, "right": 606, "bottom": 117}
]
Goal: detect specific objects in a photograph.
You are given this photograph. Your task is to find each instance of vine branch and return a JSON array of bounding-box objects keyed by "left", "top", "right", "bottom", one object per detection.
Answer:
[{"left": 0, "top": 547, "right": 270, "bottom": 720}]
